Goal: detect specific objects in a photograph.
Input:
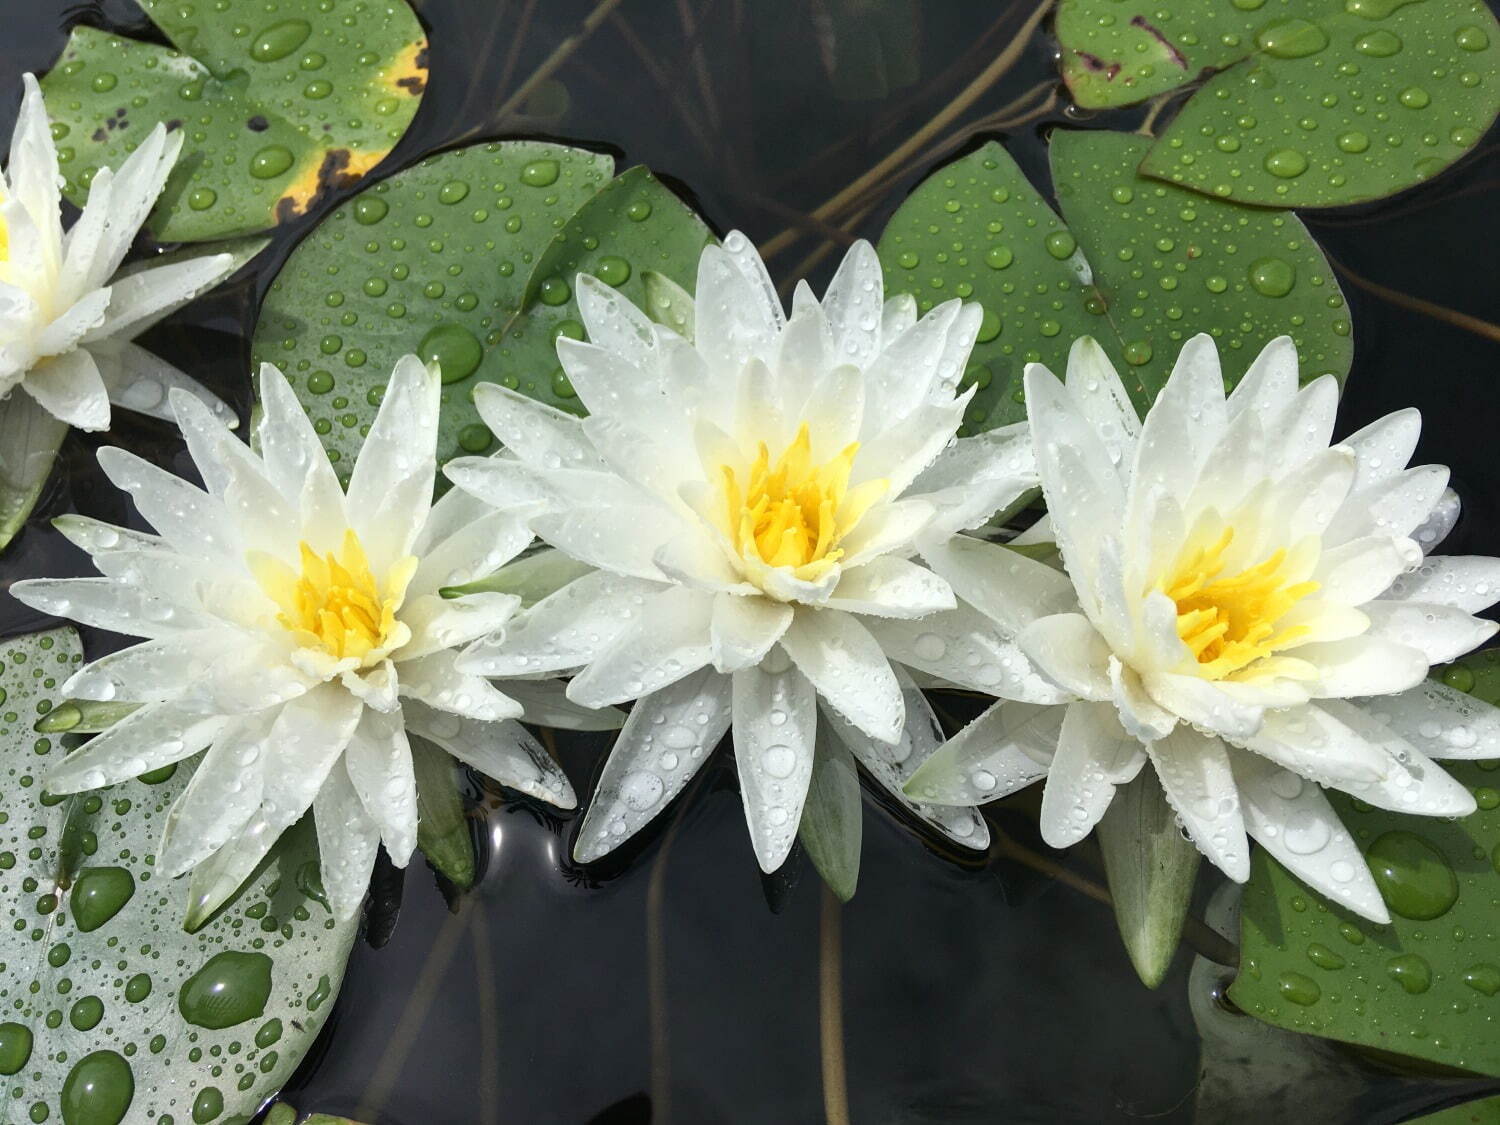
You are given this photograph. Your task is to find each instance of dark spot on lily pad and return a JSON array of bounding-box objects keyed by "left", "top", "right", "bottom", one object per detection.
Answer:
[{"left": 247, "top": 115, "right": 269, "bottom": 132}]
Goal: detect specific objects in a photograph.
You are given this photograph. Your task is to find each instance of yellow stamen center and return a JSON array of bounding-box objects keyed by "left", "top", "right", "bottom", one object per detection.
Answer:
[
  {"left": 720, "top": 423, "right": 887, "bottom": 581},
  {"left": 1160, "top": 527, "right": 1319, "bottom": 680},
  {"left": 251, "top": 529, "right": 416, "bottom": 667}
]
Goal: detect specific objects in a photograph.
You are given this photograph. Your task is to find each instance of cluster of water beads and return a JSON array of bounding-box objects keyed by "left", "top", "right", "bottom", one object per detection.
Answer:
[
  {"left": 879, "top": 134, "right": 1350, "bottom": 438},
  {"left": 0, "top": 631, "right": 352, "bottom": 1125},
  {"left": 253, "top": 141, "right": 622, "bottom": 471}
]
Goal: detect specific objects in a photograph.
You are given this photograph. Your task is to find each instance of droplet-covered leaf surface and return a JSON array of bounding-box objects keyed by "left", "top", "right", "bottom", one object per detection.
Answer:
[
  {"left": 40, "top": 0, "right": 428, "bottom": 241},
  {"left": 1055, "top": 0, "right": 1500, "bottom": 207},
  {"left": 0, "top": 628, "right": 358, "bottom": 1124},
  {"left": 876, "top": 132, "right": 1350, "bottom": 432},
  {"left": 251, "top": 141, "right": 615, "bottom": 471},
  {"left": 1229, "top": 651, "right": 1500, "bottom": 1076},
  {"left": 494, "top": 165, "right": 714, "bottom": 417}
]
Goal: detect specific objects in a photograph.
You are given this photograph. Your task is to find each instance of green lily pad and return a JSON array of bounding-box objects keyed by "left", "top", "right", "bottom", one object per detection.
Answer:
[
  {"left": 1055, "top": 0, "right": 1500, "bottom": 208},
  {"left": 1229, "top": 652, "right": 1500, "bottom": 1075},
  {"left": 876, "top": 131, "right": 1350, "bottom": 433},
  {"left": 490, "top": 165, "right": 714, "bottom": 417},
  {"left": 1411, "top": 1095, "right": 1500, "bottom": 1124},
  {"left": 40, "top": 0, "right": 428, "bottom": 241},
  {"left": 251, "top": 141, "right": 616, "bottom": 470},
  {"left": 0, "top": 627, "right": 358, "bottom": 1123}
]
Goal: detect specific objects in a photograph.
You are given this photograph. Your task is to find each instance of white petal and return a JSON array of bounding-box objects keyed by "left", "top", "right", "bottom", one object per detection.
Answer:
[
  {"left": 397, "top": 591, "right": 520, "bottom": 661},
  {"left": 460, "top": 571, "right": 664, "bottom": 677},
  {"left": 566, "top": 585, "right": 715, "bottom": 707},
  {"left": 9, "top": 576, "right": 210, "bottom": 637},
  {"left": 158, "top": 712, "right": 272, "bottom": 877},
  {"left": 1234, "top": 702, "right": 1390, "bottom": 784},
  {"left": 1225, "top": 335, "right": 1297, "bottom": 421},
  {"left": 1109, "top": 657, "right": 1177, "bottom": 742},
  {"left": 347, "top": 355, "right": 439, "bottom": 571},
  {"left": 1231, "top": 753, "right": 1390, "bottom": 924},
  {"left": 1064, "top": 336, "right": 1140, "bottom": 466},
  {"left": 90, "top": 125, "right": 180, "bottom": 285},
  {"left": 573, "top": 667, "right": 733, "bottom": 862},
  {"left": 1360, "top": 600, "right": 1497, "bottom": 665},
  {"left": 1315, "top": 536, "right": 1418, "bottom": 606},
  {"left": 1363, "top": 679, "right": 1500, "bottom": 760},
  {"left": 826, "top": 669, "right": 990, "bottom": 847},
  {"left": 920, "top": 533, "right": 1075, "bottom": 634},
  {"left": 1343, "top": 407, "right": 1420, "bottom": 491},
  {"left": 908, "top": 423, "right": 1037, "bottom": 537},
  {"left": 1384, "top": 555, "right": 1500, "bottom": 614},
  {"left": 46, "top": 700, "right": 226, "bottom": 792},
  {"left": 820, "top": 240, "right": 884, "bottom": 369},
  {"left": 695, "top": 242, "right": 780, "bottom": 376},
  {"left": 824, "top": 556, "right": 955, "bottom": 619},
  {"left": 1017, "top": 613, "right": 1112, "bottom": 701},
  {"left": 63, "top": 629, "right": 238, "bottom": 702},
  {"left": 1298, "top": 636, "right": 1430, "bottom": 698},
  {"left": 710, "top": 592, "right": 793, "bottom": 672},
  {"left": 405, "top": 700, "right": 574, "bottom": 807},
  {"left": 1265, "top": 375, "right": 1337, "bottom": 475},
  {"left": 398, "top": 650, "right": 525, "bottom": 722},
  {"left": 780, "top": 611, "right": 904, "bottom": 743},
  {"left": 732, "top": 662, "right": 817, "bottom": 871},
  {"left": 408, "top": 511, "right": 534, "bottom": 598},
  {"left": 259, "top": 685, "right": 365, "bottom": 827},
  {"left": 85, "top": 254, "right": 235, "bottom": 344},
  {"left": 313, "top": 759, "right": 381, "bottom": 919},
  {"left": 575, "top": 272, "right": 659, "bottom": 371},
  {"left": 94, "top": 341, "right": 237, "bottom": 429},
  {"left": 255, "top": 363, "right": 346, "bottom": 533},
  {"left": 1147, "top": 727, "right": 1249, "bottom": 882},
  {"left": 1039, "top": 700, "right": 1145, "bottom": 848},
  {"left": 471, "top": 381, "right": 602, "bottom": 469},
  {"left": 1317, "top": 700, "right": 1477, "bottom": 817},
  {"left": 344, "top": 707, "right": 419, "bottom": 865},
  {"left": 95, "top": 446, "right": 234, "bottom": 559},
  {"left": 21, "top": 350, "right": 110, "bottom": 430},
  {"left": 903, "top": 701, "right": 1060, "bottom": 805},
  {"left": 866, "top": 603, "right": 1069, "bottom": 702},
  {"left": 36, "top": 288, "right": 110, "bottom": 357},
  {"left": 1326, "top": 464, "right": 1450, "bottom": 546},
  {"left": 1143, "top": 672, "right": 1263, "bottom": 740}
]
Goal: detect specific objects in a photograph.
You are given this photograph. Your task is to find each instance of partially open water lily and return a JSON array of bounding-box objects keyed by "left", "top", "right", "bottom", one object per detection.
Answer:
[
  {"left": 907, "top": 334, "right": 1500, "bottom": 922},
  {"left": 0, "top": 74, "right": 241, "bottom": 433},
  {"left": 11, "top": 357, "right": 611, "bottom": 920},
  {"left": 445, "top": 232, "right": 1060, "bottom": 885}
]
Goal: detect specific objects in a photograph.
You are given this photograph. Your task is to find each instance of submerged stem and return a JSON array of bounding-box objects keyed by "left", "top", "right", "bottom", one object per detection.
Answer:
[
  {"left": 761, "top": 0, "right": 1055, "bottom": 260},
  {"left": 1326, "top": 249, "right": 1500, "bottom": 344},
  {"left": 819, "top": 886, "right": 852, "bottom": 1125},
  {"left": 495, "top": 0, "right": 627, "bottom": 124}
]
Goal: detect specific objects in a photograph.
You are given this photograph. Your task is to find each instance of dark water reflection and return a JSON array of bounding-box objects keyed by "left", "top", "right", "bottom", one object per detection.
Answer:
[{"left": 3, "top": 1, "right": 1500, "bottom": 1121}]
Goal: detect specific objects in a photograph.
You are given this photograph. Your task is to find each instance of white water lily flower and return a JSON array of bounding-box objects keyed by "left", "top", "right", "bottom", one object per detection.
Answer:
[
  {"left": 0, "top": 75, "right": 240, "bottom": 435},
  {"left": 445, "top": 232, "right": 1062, "bottom": 878},
  {"left": 907, "top": 333, "right": 1500, "bottom": 923},
  {"left": 11, "top": 357, "right": 614, "bottom": 920}
]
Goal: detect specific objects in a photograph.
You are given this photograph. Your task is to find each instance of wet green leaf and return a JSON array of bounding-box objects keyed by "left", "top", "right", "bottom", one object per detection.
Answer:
[
  {"left": 493, "top": 165, "right": 714, "bottom": 415},
  {"left": 40, "top": 0, "right": 428, "bottom": 241},
  {"left": 411, "top": 734, "right": 475, "bottom": 891},
  {"left": 0, "top": 392, "right": 66, "bottom": 556},
  {"left": 876, "top": 131, "right": 1351, "bottom": 432},
  {"left": 1056, "top": 0, "right": 1500, "bottom": 207},
  {"left": 0, "top": 627, "right": 358, "bottom": 1123},
  {"left": 1411, "top": 1094, "right": 1500, "bottom": 1124},
  {"left": 1229, "top": 650, "right": 1500, "bottom": 1075},
  {"left": 800, "top": 727, "right": 864, "bottom": 902},
  {"left": 251, "top": 141, "right": 616, "bottom": 471},
  {"left": 1097, "top": 771, "right": 1201, "bottom": 989}
]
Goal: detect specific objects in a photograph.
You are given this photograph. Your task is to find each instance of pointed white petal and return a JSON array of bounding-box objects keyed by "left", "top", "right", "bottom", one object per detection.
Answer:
[
  {"left": 866, "top": 604, "right": 1069, "bottom": 702},
  {"left": 313, "top": 759, "right": 381, "bottom": 919},
  {"left": 566, "top": 585, "right": 715, "bottom": 707},
  {"left": 903, "top": 701, "right": 1060, "bottom": 805},
  {"left": 1231, "top": 752, "right": 1390, "bottom": 924},
  {"left": 780, "top": 611, "right": 903, "bottom": 743},
  {"left": 710, "top": 592, "right": 793, "bottom": 672},
  {"left": 1384, "top": 555, "right": 1500, "bottom": 614},
  {"left": 824, "top": 556, "right": 955, "bottom": 619},
  {"left": 495, "top": 678, "right": 625, "bottom": 731},
  {"left": 46, "top": 700, "right": 226, "bottom": 792},
  {"left": 398, "top": 650, "right": 525, "bottom": 722},
  {"left": 1017, "top": 613, "right": 1112, "bottom": 701},
  {"left": 347, "top": 355, "right": 439, "bottom": 570},
  {"left": 1362, "top": 679, "right": 1500, "bottom": 760},
  {"left": 158, "top": 712, "right": 272, "bottom": 877},
  {"left": 731, "top": 663, "right": 817, "bottom": 871},
  {"left": 1360, "top": 600, "right": 1497, "bottom": 665},
  {"left": 1317, "top": 700, "right": 1478, "bottom": 817},
  {"left": 1147, "top": 727, "right": 1249, "bottom": 882},
  {"left": 21, "top": 350, "right": 110, "bottom": 431},
  {"left": 1039, "top": 700, "right": 1145, "bottom": 848},
  {"left": 405, "top": 700, "right": 575, "bottom": 807},
  {"left": 573, "top": 667, "right": 733, "bottom": 862},
  {"left": 344, "top": 707, "right": 418, "bottom": 865}
]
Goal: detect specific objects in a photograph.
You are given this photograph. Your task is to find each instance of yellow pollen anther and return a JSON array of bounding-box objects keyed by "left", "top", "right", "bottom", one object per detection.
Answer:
[
  {"left": 250, "top": 529, "right": 416, "bottom": 666},
  {"left": 720, "top": 423, "right": 887, "bottom": 581},
  {"left": 1161, "top": 527, "right": 1319, "bottom": 681}
]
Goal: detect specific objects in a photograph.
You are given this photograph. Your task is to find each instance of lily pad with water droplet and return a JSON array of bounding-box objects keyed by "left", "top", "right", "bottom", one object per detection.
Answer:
[
  {"left": 0, "top": 627, "right": 359, "bottom": 1123},
  {"left": 876, "top": 131, "right": 1351, "bottom": 433},
  {"left": 251, "top": 141, "right": 616, "bottom": 472},
  {"left": 40, "top": 0, "right": 428, "bottom": 241},
  {"left": 1230, "top": 653, "right": 1500, "bottom": 1075},
  {"left": 1055, "top": 0, "right": 1500, "bottom": 207}
]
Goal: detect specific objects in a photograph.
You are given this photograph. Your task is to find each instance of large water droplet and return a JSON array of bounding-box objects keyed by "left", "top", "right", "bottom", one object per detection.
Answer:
[
  {"left": 0, "top": 1022, "right": 32, "bottom": 1075},
  {"left": 70, "top": 866, "right": 135, "bottom": 932},
  {"left": 1248, "top": 257, "right": 1296, "bottom": 297},
  {"left": 250, "top": 145, "right": 294, "bottom": 180},
  {"left": 1386, "top": 952, "right": 1432, "bottom": 994},
  {"left": 419, "top": 324, "right": 483, "bottom": 384},
  {"left": 250, "top": 19, "right": 312, "bottom": 63},
  {"left": 177, "top": 951, "right": 274, "bottom": 1029},
  {"left": 1366, "top": 830, "right": 1459, "bottom": 920},
  {"left": 1277, "top": 970, "right": 1321, "bottom": 1006},
  {"left": 61, "top": 1049, "right": 133, "bottom": 1125},
  {"left": 1256, "top": 17, "right": 1328, "bottom": 57}
]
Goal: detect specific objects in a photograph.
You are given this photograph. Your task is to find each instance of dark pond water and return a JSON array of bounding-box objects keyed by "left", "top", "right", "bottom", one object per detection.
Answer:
[{"left": 2, "top": 1, "right": 1500, "bottom": 1122}]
